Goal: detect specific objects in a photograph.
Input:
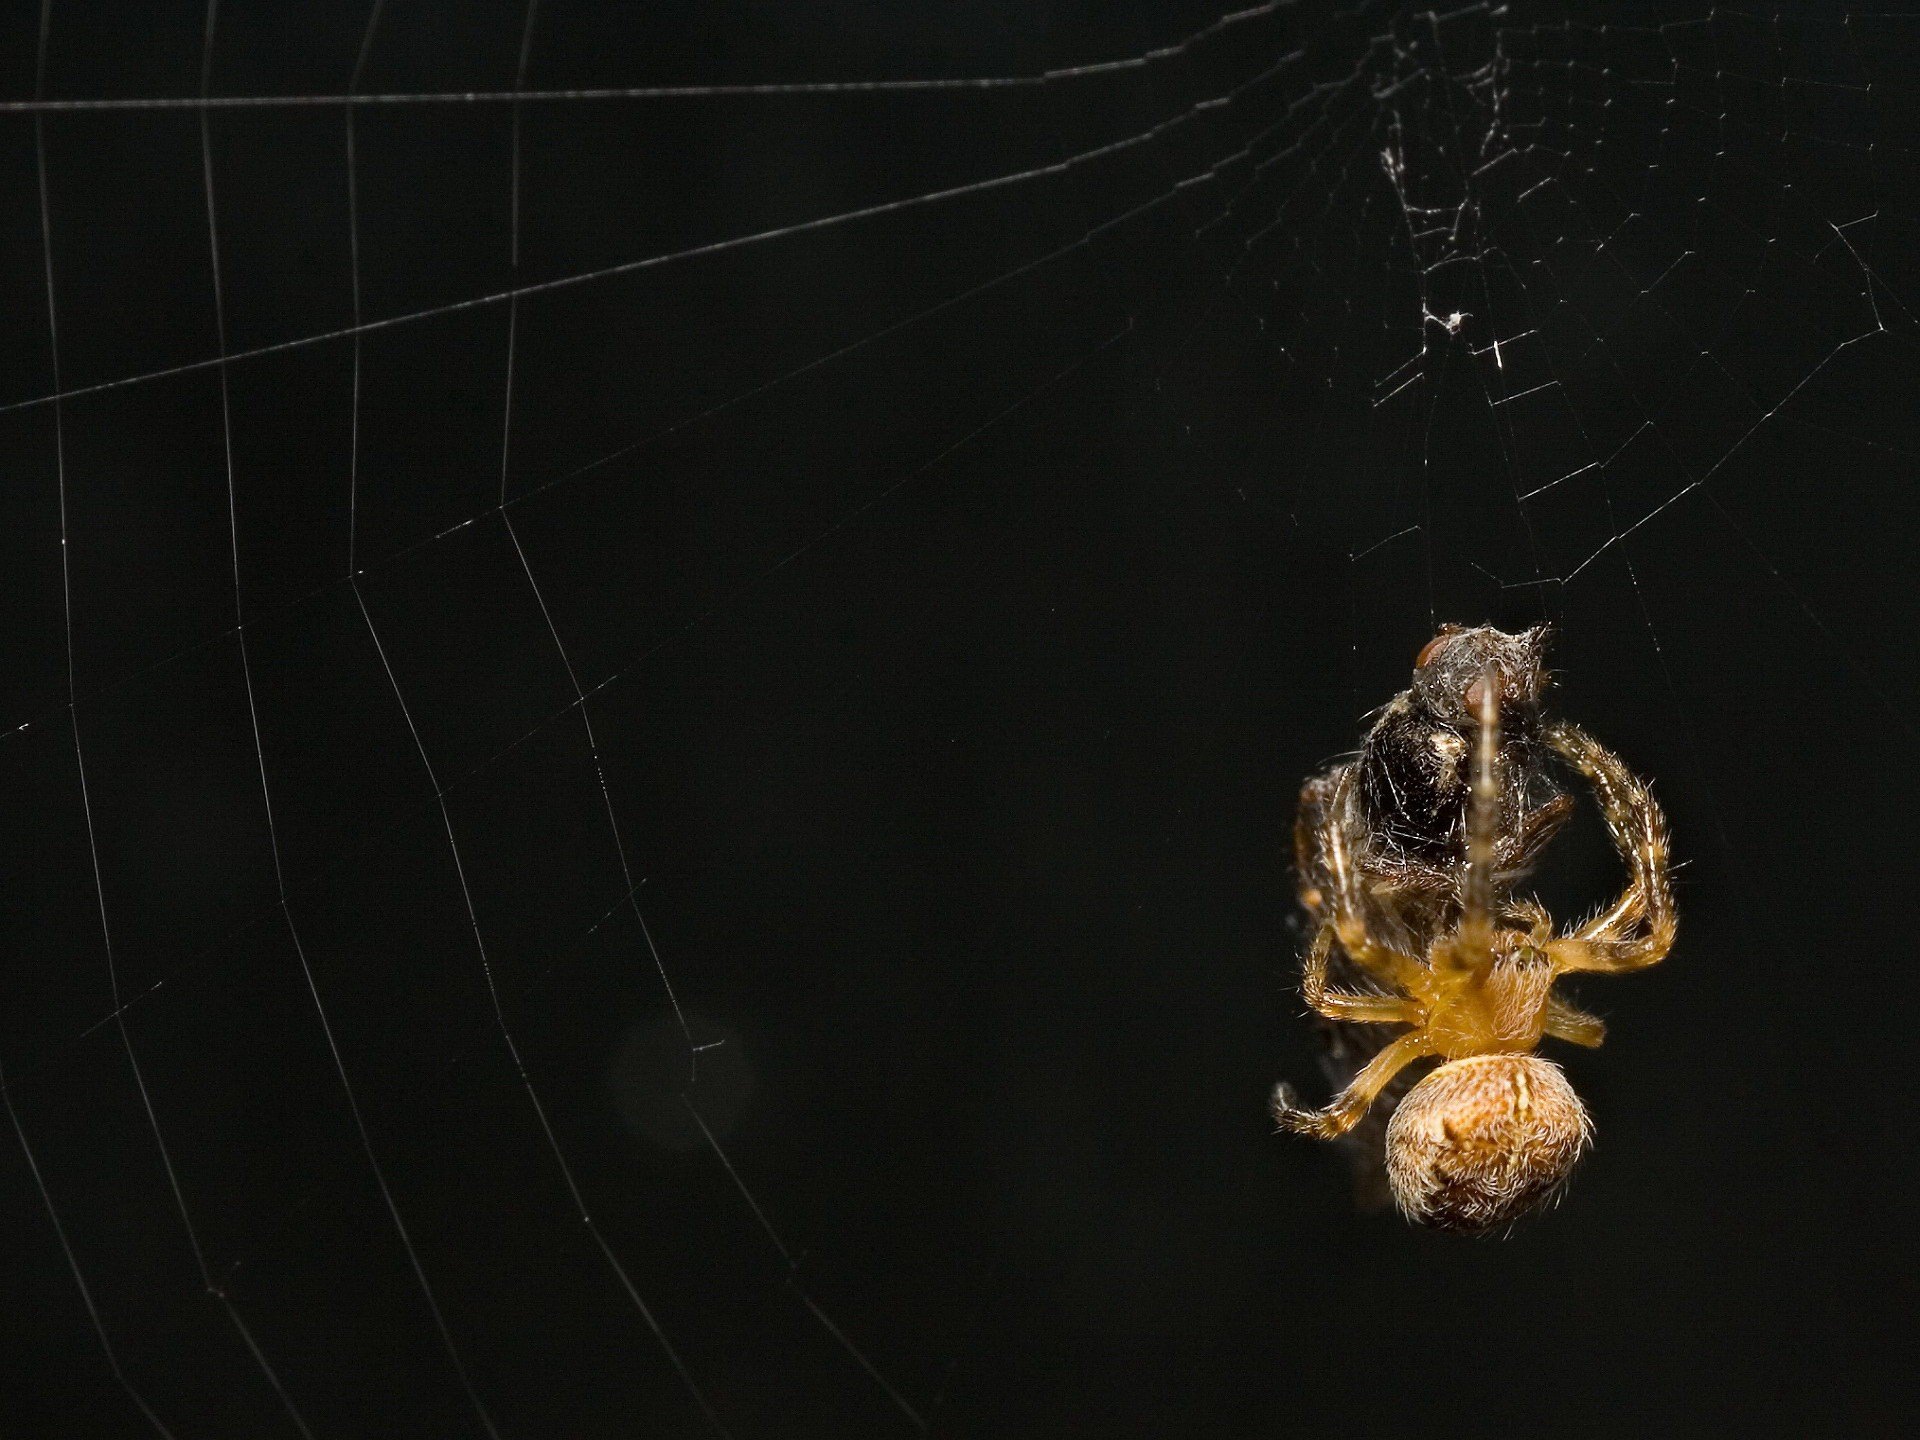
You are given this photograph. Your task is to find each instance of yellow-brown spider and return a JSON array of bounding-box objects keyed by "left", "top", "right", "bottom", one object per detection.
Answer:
[{"left": 1273, "top": 630, "right": 1675, "bottom": 1233}]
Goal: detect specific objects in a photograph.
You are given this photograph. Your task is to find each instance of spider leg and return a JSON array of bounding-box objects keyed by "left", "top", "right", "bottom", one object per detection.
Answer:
[
  {"left": 1301, "top": 925, "right": 1422, "bottom": 1025},
  {"left": 1579, "top": 895, "right": 1646, "bottom": 945},
  {"left": 1544, "top": 993, "right": 1607, "bottom": 1047},
  {"left": 1444, "top": 665, "right": 1503, "bottom": 972},
  {"left": 1543, "top": 721, "right": 1675, "bottom": 974},
  {"left": 1500, "top": 897, "right": 1553, "bottom": 945},
  {"left": 1272, "top": 1030, "right": 1436, "bottom": 1140}
]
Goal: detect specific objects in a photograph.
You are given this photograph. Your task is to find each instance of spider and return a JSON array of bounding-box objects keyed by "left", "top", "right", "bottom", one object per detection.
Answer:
[
  {"left": 1288, "top": 625, "right": 1579, "bottom": 1212},
  {"left": 1273, "top": 627, "right": 1675, "bottom": 1233}
]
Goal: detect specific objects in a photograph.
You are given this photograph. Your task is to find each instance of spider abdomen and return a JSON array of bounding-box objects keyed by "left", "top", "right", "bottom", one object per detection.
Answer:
[{"left": 1384, "top": 1054, "right": 1591, "bottom": 1235}]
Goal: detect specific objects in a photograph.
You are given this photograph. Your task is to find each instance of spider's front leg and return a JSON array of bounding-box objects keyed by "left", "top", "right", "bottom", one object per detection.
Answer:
[
  {"left": 1273, "top": 1031, "right": 1436, "bottom": 1139},
  {"left": 1443, "top": 664, "right": 1505, "bottom": 969},
  {"left": 1300, "top": 925, "right": 1422, "bottom": 1026},
  {"left": 1544, "top": 721, "right": 1675, "bottom": 975}
]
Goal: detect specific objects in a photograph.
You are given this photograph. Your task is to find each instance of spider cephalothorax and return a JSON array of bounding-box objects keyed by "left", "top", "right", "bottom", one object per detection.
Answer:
[{"left": 1275, "top": 628, "right": 1674, "bottom": 1234}]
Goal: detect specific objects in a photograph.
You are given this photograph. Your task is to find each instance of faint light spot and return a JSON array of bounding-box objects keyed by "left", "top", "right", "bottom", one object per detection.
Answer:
[{"left": 606, "top": 1012, "right": 753, "bottom": 1152}]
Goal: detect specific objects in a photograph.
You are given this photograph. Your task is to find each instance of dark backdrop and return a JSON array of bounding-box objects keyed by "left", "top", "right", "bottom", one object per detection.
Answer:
[{"left": 1, "top": 2, "right": 1915, "bottom": 1436}]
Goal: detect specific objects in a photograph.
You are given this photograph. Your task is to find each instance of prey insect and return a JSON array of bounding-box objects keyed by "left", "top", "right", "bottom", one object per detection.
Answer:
[{"left": 1273, "top": 626, "right": 1675, "bottom": 1233}]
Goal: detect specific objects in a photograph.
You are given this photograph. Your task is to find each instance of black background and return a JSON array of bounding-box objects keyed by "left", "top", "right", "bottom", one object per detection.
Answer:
[{"left": 1, "top": 2, "right": 1916, "bottom": 1436}]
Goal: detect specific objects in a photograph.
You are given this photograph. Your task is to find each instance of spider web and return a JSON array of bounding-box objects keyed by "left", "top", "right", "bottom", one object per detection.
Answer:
[{"left": 1, "top": 1, "right": 1914, "bottom": 1435}]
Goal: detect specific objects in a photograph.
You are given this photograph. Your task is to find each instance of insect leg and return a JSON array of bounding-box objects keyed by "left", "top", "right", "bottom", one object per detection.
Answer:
[
  {"left": 1320, "top": 774, "right": 1425, "bottom": 989},
  {"left": 1500, "top": 793, "right": 1576, "bottom": 876}
]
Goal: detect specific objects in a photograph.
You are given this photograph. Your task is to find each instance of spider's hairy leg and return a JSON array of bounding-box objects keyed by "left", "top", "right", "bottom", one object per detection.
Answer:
[
  {"left": 1301, "top": 925, "right": 1421, "bottom": 1025},
  {"left": 1543, "top": 721, "right": 1675, "bottom": 974},
  {"left": 1448, "top": 665, "right": 1503, "bottom": 966},
  {"left": 1272, "top": 1031, "right": 1436, "bottom": 1140},
  {"left": 1500, "top": 897, "right": 1553, "bottom": 945},
  {"left": 1544, "top": 993, "right": 1607, "bottom": 1047}
]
